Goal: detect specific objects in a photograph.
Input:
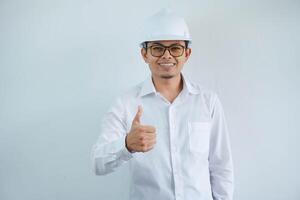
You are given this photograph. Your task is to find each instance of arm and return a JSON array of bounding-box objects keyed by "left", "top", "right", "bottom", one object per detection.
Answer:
[
  {"left": 209, "top": 94, "right": 234, "bottom": 200},
  {"left": 91, "top": 97, "right": 133, "bottom": 175}
]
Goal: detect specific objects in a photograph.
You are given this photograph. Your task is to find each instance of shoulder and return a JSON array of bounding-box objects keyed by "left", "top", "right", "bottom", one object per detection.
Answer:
[
  {"left": 185, "top": 79, "right": 219, "bottom": 113},
  {"left": 187, "top": 79, "right": 217, "bottom": 100}
]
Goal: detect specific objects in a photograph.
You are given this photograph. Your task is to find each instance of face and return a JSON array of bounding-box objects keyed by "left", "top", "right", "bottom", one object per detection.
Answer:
[{"left": 141, "top": 40, "right": 192, "bottom": 80}]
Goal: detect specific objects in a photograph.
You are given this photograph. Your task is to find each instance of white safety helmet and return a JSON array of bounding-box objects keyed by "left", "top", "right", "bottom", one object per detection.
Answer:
[{"left": 139, "top": 8, "right": 192, "bottom": 48}]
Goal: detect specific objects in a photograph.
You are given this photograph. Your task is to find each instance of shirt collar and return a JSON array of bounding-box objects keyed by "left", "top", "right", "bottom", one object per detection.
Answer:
[{"left": 138, "top": 73, "right": 200, "bottom": 97}]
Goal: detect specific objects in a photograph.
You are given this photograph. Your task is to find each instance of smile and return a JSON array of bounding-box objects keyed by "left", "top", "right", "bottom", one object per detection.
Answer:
[{"left": 158, "top": 63, "right": 175, "bottom": 67}]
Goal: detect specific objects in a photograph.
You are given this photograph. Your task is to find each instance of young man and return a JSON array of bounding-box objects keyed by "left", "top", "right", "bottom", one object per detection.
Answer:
[{"left": 91, "top": 8, "right": 234, "bottom": 200}]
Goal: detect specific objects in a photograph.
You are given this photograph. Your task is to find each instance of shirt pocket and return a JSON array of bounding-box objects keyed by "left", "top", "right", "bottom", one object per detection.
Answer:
[{"left": 188, "top": 122, "right": 211, "bottom": 154}]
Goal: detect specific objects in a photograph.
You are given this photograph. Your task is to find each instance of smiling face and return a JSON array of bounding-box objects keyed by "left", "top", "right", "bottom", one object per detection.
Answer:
[{"left": 141, "top": 40, "right": 192, "bottom": 80}]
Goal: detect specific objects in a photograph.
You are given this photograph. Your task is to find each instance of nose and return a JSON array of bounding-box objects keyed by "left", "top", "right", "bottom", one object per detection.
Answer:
[{"left": 162, "top": 48, "right": 172, "bottom": 59}]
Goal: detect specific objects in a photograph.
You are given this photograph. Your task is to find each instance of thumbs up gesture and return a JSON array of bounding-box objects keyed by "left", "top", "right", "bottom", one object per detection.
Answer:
[{"left": 125, "top": 106, "right": 156, "bottom": 152}]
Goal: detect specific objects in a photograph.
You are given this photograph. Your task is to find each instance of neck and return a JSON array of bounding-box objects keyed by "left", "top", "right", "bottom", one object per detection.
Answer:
[{"left": 151, "top": 73, "right": 183, "bottom": 102}]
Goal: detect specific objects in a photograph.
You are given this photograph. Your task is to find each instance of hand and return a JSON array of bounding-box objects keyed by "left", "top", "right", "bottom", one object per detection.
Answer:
[{"left": 125, "top": 106, "right": 156, "bottom": 152}]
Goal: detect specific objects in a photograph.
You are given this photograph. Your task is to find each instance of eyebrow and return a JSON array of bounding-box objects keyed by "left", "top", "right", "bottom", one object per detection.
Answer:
[{"left": 151, "top": 43, "right": 183, "bottom": 46}]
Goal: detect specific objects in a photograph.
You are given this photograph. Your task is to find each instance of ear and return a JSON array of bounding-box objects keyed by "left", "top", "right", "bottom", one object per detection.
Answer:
[
  {"left": 185, "top": 48, "right": 192, "bottom": 60},
  {"left": 141, "top": 48, "right": 148, "bottom": 63}
]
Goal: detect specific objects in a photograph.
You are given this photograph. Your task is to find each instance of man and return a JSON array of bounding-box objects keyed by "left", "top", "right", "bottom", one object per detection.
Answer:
[{"left": 91, "top": 8, "right": 234, "bottom": 200}]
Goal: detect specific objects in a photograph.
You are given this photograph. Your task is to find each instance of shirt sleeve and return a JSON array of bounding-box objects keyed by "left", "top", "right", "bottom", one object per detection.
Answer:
[
  {"left": 91, "top": 97, "right": 133, "bottom": 175},
  {"left": 209, "top": 94, "right": 234, "bottom": 200}
]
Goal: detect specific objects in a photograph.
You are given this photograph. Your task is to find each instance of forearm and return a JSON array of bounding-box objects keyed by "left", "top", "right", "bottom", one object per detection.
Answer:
[
  {"left": 91, "top": 135, "right": 133, "bottom": 175},
  {"left": 210, "top": 158, "right": 234, "bottom": 200},
  {"left": 209, "top": 94, "right": 234, "bottom": 199}
]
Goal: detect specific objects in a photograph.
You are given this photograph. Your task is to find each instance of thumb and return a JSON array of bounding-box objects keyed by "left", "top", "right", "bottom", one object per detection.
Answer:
[{"left": 132, "top": 105, "right": 143, "bottom": 125}]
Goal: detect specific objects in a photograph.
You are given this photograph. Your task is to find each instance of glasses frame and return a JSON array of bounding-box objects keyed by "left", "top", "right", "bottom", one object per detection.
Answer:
[{"left": 146, "top": 43, "right": 187, "bottom": 57}]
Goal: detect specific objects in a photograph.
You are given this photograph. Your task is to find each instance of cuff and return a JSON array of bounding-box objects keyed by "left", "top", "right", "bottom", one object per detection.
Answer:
[{"left": 115, "top": 135, "right": 134, "bottom": 161}]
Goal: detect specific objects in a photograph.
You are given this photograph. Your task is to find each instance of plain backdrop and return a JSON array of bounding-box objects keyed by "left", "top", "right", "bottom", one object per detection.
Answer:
[{"left": 1, "top": 0, "right": 299, "bottom": 199}]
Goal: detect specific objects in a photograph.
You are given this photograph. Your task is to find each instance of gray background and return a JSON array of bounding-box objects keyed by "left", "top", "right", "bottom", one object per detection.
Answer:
[{"left": 1, "top": 0, "right": 299, "bottom": 199}]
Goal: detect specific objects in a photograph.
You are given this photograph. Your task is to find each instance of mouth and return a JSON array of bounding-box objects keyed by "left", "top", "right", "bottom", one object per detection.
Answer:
[{"left": 158, "top": 63, "right": 176, "bottom": 67}]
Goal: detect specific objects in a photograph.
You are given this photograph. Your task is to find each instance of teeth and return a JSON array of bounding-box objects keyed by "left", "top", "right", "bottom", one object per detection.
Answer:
[{"left": 159, "top": 63, "right": 174, "bottom": 66}]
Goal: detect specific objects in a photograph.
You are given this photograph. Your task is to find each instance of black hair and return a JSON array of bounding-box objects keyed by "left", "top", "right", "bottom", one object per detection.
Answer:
[{"left": 142, "top": 41, "right": 190, "bottom": 49}]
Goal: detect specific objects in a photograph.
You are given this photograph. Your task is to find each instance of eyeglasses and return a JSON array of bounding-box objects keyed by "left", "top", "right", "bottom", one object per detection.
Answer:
[{"left": 147, "top": 44, "right": 186, "bottom": 57}]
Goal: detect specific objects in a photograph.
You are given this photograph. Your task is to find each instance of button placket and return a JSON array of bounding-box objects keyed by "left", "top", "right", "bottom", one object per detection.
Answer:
[{"left": 169, "top": 106, "right": 182, "bottom": 200}]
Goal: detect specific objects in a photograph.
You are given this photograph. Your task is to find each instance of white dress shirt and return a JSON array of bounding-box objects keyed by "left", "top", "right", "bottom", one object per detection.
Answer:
[{"left": 91, "top": 73, "right": 234, "bottom": 200}]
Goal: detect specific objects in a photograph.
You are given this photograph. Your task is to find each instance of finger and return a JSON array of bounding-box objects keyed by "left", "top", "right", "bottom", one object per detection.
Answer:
[
  {"left": 148, "top": 138, "right": 156, "bottom": 144},
  {"left": 146, "top": 138, "right": 156, "bottom": 146},
  {"left": 139, "top": 125, "right": 156, "bottom": 133},
  {"left": 139, "top": 143, "right": 152, "bottom": 152},
  {"left": 139, "top": 134, "right": 156, "bottom": 141},
  {"left": 140, "top": 144, "right": 154, "bottom": 152},
  {"left": 132, "top": 105, "right": 143, "bottom": 125}
]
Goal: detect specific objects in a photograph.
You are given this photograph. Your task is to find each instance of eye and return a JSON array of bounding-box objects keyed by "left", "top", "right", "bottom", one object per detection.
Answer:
[
  {"left": 152, "top": 46, "right": 164, "bottom": 52},
  {"left": 170, "top": 46, "right": 183, "bottom": 52}
]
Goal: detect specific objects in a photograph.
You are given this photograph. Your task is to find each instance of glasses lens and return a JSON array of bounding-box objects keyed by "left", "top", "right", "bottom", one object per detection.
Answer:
[
  {"left": 151, "top": 46, "right": 165, "bottom": 57},
  {"left": 150, "top": 44, "right": 185, "bottom": 57},
  {"left": 169, "top": 45, "right": 184, "bottom": 57}
]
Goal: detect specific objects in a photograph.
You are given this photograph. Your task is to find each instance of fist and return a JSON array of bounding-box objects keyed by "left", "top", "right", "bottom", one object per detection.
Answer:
[{"left": 125, "top": 106, "right": 156, "bottom": 152}]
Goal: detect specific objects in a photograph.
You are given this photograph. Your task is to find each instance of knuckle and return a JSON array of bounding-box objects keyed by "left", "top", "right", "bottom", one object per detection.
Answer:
[
  {"left": 139, "top": 136, "right": 145, "bottom": 141},
  {"left": 140, "top": 141, "right": 146, "bottom": 146}
]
